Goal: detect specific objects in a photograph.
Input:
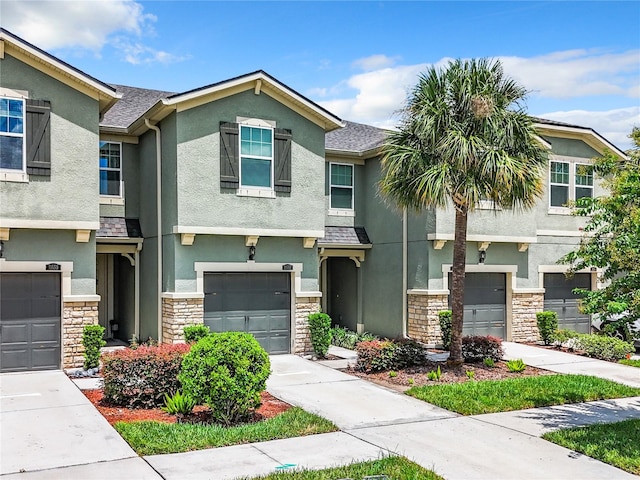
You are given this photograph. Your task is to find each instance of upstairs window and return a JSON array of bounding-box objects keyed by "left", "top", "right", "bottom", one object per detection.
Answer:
[
  {"left": 99, "top": 141, "right": 122, "bottom": 196},
  {"left": 240, "top": 125, "right": 273, "bottom": 189},
  {"left": 330, "top": 163, "right": 354, "bottom": 210},
  {"left": 549, "top": 160, "right": 594, "bottom": 208},
  {"left": 575, "top": 163, "right": 594, "bottom": 201},
  {"left": 549, "top": 161, "right": 569, "bottom": 207},
  {"left": 0, "top": 98, "right": 25, "bottom": 171}
]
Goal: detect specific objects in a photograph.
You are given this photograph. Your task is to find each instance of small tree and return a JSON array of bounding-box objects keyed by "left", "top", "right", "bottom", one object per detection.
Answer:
[
  {"left": 438, "top": 310, "right": 452, "bottom": 350},
  {"left": 82, "top": 324, "right": 105, "bottom": 370},
  {"left": 308, "top": 312, "right": 332, "bottom": 357},
  {"left": 536, "top": 311, "right": 558, "bottom": 345},
  {"left": 561, "top": 128, "right": 640, "bottom": 342}
]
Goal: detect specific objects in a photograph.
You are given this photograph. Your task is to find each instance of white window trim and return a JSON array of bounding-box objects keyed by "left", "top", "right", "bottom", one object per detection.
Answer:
[
  {"left": 238, "top": 122, "right": 274, "bottom": 193},
  {"left": 99, "top": 141, "right": 123, "bottom": 198},
  {"left": 0, "top": 96, "right": 26, "bottom": 175},
  {"left": 329, "top": 162, "right": 354, "bottom": 212},
  {"left": 574, "top": 162, "right": 594, "bottom": 201},
  {"left": 548, "top": 159, "right": 594, "bottom": 214}
]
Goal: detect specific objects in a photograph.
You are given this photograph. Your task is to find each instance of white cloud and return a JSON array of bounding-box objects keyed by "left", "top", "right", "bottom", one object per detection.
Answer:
[
  {"left": 352, "top": 54, "right": 399, "bottom": 72},
  {"left": 539, "top": 107, "right": 640, "bottom": 150},
  {"left": 1, "top": 0, "right": 185, "bottom": 65}
]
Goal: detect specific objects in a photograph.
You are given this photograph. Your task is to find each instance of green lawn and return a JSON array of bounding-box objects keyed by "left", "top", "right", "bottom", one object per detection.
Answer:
[
  {"left": 115, "top": 407, "right": 338, "bottom": 455},
  {"left": 242, "top": 456, "right": 442, "bottom": 480},
  {"left": 543, "top": 419, "right": 640, "bottom": 475},
  {"left": 619, "top": 358, "right": 640, "bottom": 368},
  {"left": 406, "top": 374, "right": 640, "bottom": 415}
]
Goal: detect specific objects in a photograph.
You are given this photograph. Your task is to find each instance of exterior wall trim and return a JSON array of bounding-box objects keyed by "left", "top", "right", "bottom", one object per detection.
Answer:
[
  {"left": 161, "top": 292, "right": 205, "bottom": 299},
  {"left": 174, "top": 226, "right": 324, "bottom": 238},
  {"left": 0, "top": 219, "right": 100, "bottom": 230},
  {"left": 513, "top": 288, "right": 546, "bottom": 294},
  {"left": 407, "top": 289, "right": 450, "bottom": 296},
  {"left": 428, "top": 233, "right": 537, "bottom": 244},
  {"left": 63, "top": 294, "right": 101, "bottom": 302}
]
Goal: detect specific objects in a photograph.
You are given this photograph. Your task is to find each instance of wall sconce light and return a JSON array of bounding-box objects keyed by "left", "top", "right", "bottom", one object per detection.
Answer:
[
  {"left": 479, "top": 250, "right": 486, "bottom": 264},
  {"left": 249, "top": 245, "right": 256, "bottom": 261},
  {"left": 0, "top": 241, "right": 4, "bottom": 258}
]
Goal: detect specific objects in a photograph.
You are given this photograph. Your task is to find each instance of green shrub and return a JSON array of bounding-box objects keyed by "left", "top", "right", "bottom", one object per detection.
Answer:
[
  {"left": 575, "top": 335, "right": 635, "bottom": 362},
  {"left": 392, "top": 338, "right": 429, "bottom": 368},
  {"left": 162, "top": 390, "right": 196, "bottom": 415},
  {"left": 553, "top": 329, "right": 581, "bottom": 346},
  {"left": 389, "top": 371, "right": 398, "bottom": 378},
  {"left": 308, "top": 312, "right": 332, "bottom": 357},
  {"left": 438, "top": 310, "right": 452, "bottom": 350},
  {"left": 184, "top": 325, "right": 210, "bottom": 343},
  {"left": 427, "top": 366, "right": 442, "bottom": 381},
  {"left": 537, "top": 311, "right": 558, "bottom": 345},
  {"left": 102, "top": 344, "right": 191, "bottom": 408},
  {"left": 82, "top": 324, "right": 106, "bottom": 370},
  {"left": 483, "top": 357, "right": 496, "bottom": 368},
  {"left": 462, "top": 335, "right": 503, "bottom": 363},
  {"left": 506, "top": 359, "right": 527, "bottom": 373},
  {"left": 330, "top": 327, "right": 379, "bottom": 350},
  {"left": 355, "top": 340, "right": 398, "bottom": 372},
  {"left": 466, "top": 370, "right": 475, "bottom": 379},
  {"left": 178, "top": 332, "right": 270, "bottom": 426}
]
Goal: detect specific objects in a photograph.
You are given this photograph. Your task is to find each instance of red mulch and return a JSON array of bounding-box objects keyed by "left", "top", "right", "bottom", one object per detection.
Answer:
[{"left": 83, "top": 389, "right": 291, "bottom": 425}]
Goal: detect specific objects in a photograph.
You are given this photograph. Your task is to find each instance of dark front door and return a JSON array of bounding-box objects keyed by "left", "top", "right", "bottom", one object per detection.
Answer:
[
  {"left": 203, "top": 272, "right": 291, "bottom": 354},
  {"left": 451, "top": 272, "right": 507, "bottom": 338},
  {"left": 544, "top": 273, "right": 591, "bottom": 333},
  {"left": 0, "top": 273, "right": 61, "bottom": 372},
  {"left": 327, "top": 257, "right": 358, "bottom": 332}
]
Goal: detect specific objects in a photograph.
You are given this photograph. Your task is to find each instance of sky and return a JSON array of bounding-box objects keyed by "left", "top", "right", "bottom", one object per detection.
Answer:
[{"left": 2, "top": 1, "right": 639, "bottom": 149}]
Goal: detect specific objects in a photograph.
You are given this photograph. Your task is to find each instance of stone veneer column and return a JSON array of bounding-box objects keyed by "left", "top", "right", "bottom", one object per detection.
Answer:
[
  {"left": 407, "top": 292, "right": 449, "bottom": 345},
  {"left": 62, "top": 301, "right": 99, "bottom": 369},
  {"left": 294, "top": 296, "right": 320, "bottom": 355},
  {"left": 511, "top": 291, "right": 545, "bottom": 342},
  {"left": 162, "top": 297, "right": 204, "bottom": 343}
]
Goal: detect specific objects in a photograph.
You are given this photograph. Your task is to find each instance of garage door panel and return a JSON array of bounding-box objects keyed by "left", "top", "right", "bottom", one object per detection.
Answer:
[
  {"left": 544, "top": 274, "right": 591, "bottom": 333},
  {"left": 1, "top": 323, "right": 29, "bottom": 344},
  {"left": 31, "top": 347, "right": 60, "bottom": 370},
  {"left": 1, "top": 349, "right": 30, "bottom": 371},
  {"left": 452, "top": 273, "right": 506, "bottom": 339},
  {"left": 1, "top": 299, "right": 33, "bottom": 320},
  {"left": 31, "top": 322, "right": 60, "bottom": 343}
]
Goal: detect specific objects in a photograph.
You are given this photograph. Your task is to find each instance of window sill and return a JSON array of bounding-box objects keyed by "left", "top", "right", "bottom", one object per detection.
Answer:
[
  {"left": 237, "top": 188, "right": 276, "bottom": 199},
  {"left": 100, "top": 196, "right": 125, "bottom": 205},
  {"left": 548, "top": 207, "right": 571, "bottom": 215},
  {"left": 328, "top": 208, "right": 355, "bottom": 217},
  {"left": 0, "top": 171, "right": 29, "bottom": 183}
]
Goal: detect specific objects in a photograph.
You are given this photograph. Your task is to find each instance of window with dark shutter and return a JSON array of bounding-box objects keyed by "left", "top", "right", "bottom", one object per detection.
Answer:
[
  {"left": 274, "top": 128, "right": 292, "bottom": 193},
  {"left": 219, "top": 121, "right": 239, "bottom": 188},
  {"left": 26, "top": 99, "right": 51, "bottom": 176}
]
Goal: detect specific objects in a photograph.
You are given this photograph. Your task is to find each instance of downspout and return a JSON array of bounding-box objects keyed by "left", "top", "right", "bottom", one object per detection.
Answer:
[
  {"left": 134, "top": 240, "right": 142, "bottom": 340},
  {"left": 145, "top": 118, "right": 163, "bottom": 343},
  {"left": 402, "top": 208, "right": 408, "bottom": 337}
]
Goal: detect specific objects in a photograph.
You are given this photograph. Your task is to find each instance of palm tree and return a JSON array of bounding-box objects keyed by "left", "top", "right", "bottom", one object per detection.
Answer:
[{"left": 380, "top": 58, "right": 548, "bottom": 365}]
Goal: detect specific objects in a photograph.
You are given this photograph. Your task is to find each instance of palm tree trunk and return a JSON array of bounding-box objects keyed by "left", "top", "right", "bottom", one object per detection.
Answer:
[{"left": 448, "top": 205, "right": 468, "bottom": 365}]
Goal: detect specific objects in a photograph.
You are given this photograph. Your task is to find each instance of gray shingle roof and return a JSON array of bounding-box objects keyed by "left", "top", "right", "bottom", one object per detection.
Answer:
[
  {"left": 532, "top": 116, "right": 589, "bottom": 130},
  {"left": 325, "top": 121, "right": 389, "bottom": 154},
  {"left": 98, "top": 217, "right": 142, "bottom": 238},
  {"left": 318, "top": 226, "right": 371, "bottom": 246},
  {"left": 101, "top": 84, "right": 175, "bottom": 129}
]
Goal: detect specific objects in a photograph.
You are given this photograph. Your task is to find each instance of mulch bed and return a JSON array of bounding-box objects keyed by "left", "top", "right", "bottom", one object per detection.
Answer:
[
  {"left": 347, "top": 360, "right": 555, "bottom": 392},
  {"left": 83, "top": 389, "right": 291, "bottom": 425}
]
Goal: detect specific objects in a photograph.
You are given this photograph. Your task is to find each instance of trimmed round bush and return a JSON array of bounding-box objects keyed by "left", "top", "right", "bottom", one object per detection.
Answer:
[
  {"left": 178, "top": 332, "right": 270, "bottom": 426},
  {"left": 308, "top": 312, "right": 332, "bottom": 357}
]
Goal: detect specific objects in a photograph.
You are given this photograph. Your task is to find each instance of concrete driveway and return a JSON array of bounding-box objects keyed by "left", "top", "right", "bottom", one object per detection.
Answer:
[{"left": 0, "top": 371, "right": 159, "bottom": 479}]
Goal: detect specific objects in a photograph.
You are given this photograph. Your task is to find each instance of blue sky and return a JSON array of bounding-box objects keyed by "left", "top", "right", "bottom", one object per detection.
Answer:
[{"left": 3, "top": 1, "right": 639, "bottom": 148}]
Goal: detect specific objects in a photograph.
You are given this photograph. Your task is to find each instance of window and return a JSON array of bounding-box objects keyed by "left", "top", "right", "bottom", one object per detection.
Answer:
[
  {"left": 99, "top": 141, "right": 121, "bottom": 196},
  {"left": 0, "top": 97, "right": 25, "bottom": 171},
  {"left": 549, "top": 161, "right": 594, "bottom": 208},
  {"left": 330, "top": 163, "right": 354, "bottom": 210},
  {"left": 240, "top": 125, "right": 273, "bottom": 189}
]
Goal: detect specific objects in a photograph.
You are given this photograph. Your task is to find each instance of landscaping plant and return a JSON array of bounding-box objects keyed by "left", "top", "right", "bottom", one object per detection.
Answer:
[
  {"left": 102, "top": 343, "right": 191, "bottom": 408},
  {"left": 162, "top": 390, "right": 197, "bottom": 416},
  {"left": 427, "top": 366, "right": 442, "bottom": 381},
  {"left": 184, "top": 325, "right": 210, "bottom": 343},
  {"left": 574, "top": 334, "right": 634, "bottom": 361},
  {"left": 536, "top": 311, "right": 558, "bottom": 345},
  {"left": 355, "top": 340, "right": 398, "bottom": 372},
  {"left": 438, "top": 310, "right": 452, "bottom": 350},
  {"left": 483, "top": 357, "right": 496, "bottom": 368},
  {"left": 82, "top": 324, "right": 106, "bottom": 370},
  {"left": 506, "top": 359, "right": 527, "bottom": 373},
  {"left": 178, "top": 332, "right": 270, "bottom": 426},
  {"left": 307, "top": 312, "right": 332, "bottom": 357},
  {"left": 465, "top": 370, "right": 475, "bottom": 380},
  {"left": 462, "top": 335, "right": 503, "bottom": 362}
]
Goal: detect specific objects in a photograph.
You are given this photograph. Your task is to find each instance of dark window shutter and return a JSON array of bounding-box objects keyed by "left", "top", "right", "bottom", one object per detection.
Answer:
[
  {"left": 219, "top": 122, "right": 239, "bottom": 188},
  {"left": 26, "top": 99, "right": 51, "bottom": 176},
  {"left": 274, "top": 128, "right": 292, "bottom": 193}
]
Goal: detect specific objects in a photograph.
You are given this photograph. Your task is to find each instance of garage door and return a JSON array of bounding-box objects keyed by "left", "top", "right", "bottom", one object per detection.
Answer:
[
  {"left": 451, "top": 273, "right": 506, "bottom": 338},
  {"left": 544, "top": 273, "right": 591, "bottom": 333},
  {"left": 0, "top": 273, "right": 61, "bottom": 372},
  {"left": 203, "top": 272, "right": 291, "bottom": 354}
]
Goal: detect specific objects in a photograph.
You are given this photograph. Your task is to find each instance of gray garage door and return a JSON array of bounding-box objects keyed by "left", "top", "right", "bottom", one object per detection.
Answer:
[
  {"left": 0, "top": 273, "right": 61, "bottom": 372},
  {"left": 450, "top": 273, "right": 506, "bottom": 338},
  {"left": 544, "top": 273, "right": 591, "bottom": 333},
  {"left": 204, "top": 272, "right": 291, "bottom": 354}
]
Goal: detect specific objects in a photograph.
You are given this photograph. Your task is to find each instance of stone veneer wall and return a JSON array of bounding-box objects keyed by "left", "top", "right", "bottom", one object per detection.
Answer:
[
  {"left": 408, "top": 293, "right": 449, "bottom": 345},
  {"left": 512, "top": 292, "right": 544, "bottom": 342},
  {"left": 63, "top": 301, "right": 99, "bottom": 369},
  {"left": 162, "top": 297, "right": 204, "bottom": 343},
  {"left": 294, "top": 296, "right": 320, "bottom": 355}
]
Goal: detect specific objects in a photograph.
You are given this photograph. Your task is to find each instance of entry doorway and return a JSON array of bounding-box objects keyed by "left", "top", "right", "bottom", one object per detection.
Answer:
[{"left": 325, "top": 257, "right": 358, "bottom": 332}]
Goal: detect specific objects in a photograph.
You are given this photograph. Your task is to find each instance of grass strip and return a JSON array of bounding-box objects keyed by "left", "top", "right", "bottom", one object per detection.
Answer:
[
  {"left": 242, "top": 456, "right": 442, "bottom": 479},
  {"left": 619, "top": 358, "right": 640, "bottom": 368},
  {"left": 115, "top": 407, "right": 338, "bottom": 455},
  {"left": 406, "top": 374, "right": 640, "bottom": 415},
  {"left": 543, "top": 418, "right": 640, "bottom": 474}
]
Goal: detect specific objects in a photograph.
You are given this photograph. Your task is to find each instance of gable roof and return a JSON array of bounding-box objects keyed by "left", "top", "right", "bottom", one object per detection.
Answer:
[
  {"left": 0, "top": 28, "right": 120, "bottom": 115},
  {"left": 101, "top": 84, "right": 176, "bottom": 130},
  {"left": 325, "top": 121, "right": 389, "bottom": 158}
]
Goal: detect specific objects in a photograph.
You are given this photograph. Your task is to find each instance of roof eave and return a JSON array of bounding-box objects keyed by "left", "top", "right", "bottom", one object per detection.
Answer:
[{"left": 535, "top": 122, "right": 628, "bottom": 160}]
